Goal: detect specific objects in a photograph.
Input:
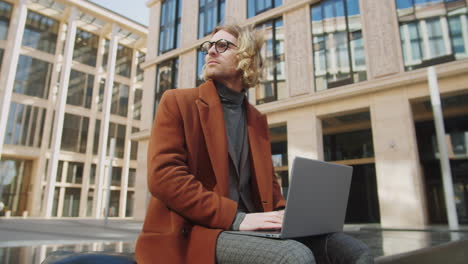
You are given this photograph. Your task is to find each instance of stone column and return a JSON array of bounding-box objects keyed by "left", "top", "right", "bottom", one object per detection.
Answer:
[
  {"left": 43, "top": 7, "right": 79, "bottom": 217},
  {"left": 178, "top": 50, "right": 197, "bottom": 89},
  {"left": 180, "top": 0, "right": 198, "bottom": 47},
  {"left": 225, "top": 0, "right": 246, "bottom": 24},
  {"left": 95, "top": 24, "right": 120, "bottom": 218},
  {"left": 0, "top": 0, "right": 27, "bottom": 159},
  {"left": 283, "top": 5, "right": 314, "bottom": 96},
  {"left": 287, "top": 109, "right": 324, "bottom": 173},
  {"left": 360, "top": 0, "right": 403, "bottom": 79},
  {"left": 370, "top": 91, "right": 427, "bottom": 228},
  {"left": 133, "top": 63, "right": 156, "bottom": 220}
]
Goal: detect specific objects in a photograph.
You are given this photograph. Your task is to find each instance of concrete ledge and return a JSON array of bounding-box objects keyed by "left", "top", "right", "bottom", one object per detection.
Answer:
[{"left": 375, "top": 239, "right": 468, "bottom": 264}]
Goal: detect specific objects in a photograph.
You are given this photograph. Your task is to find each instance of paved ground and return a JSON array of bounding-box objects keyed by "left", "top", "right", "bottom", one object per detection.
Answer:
[{"left": 0, "top": 219, "right": 467, "bottom": 263}]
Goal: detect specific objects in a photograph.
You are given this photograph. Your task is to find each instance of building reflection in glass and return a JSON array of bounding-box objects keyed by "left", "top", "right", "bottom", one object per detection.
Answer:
[
  {"left": 311, "top": 0, "right": 367, "bottom": 91},
  {"left": 396, "top": 0, "right": 468, "bottom": 70},
  {"left": 0, "top": 241, "right": 135, "bottom": 264}
]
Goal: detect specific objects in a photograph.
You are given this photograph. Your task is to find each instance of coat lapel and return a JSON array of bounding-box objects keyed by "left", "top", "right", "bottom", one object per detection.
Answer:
[{"left": 196, "top": 81, "right": 230, "bottom": 197}]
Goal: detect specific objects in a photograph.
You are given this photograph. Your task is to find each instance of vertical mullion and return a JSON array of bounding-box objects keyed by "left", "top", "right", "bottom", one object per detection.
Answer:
[
  {"left": 272, "top": 20, "right": 278, "bottom": 101},
  {"left": 343, "top": 0, "right": 354, "bottom": 82},
  {"left": 173, "top": 0, "right": 179, "bottom": 50}
]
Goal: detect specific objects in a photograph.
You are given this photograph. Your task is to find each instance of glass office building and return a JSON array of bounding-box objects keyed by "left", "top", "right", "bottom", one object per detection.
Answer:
[
  {"left": 0, "top": 0, "right": 147, "bottom": 219},
  {"left": 141, "top": 0, "right": 468, "bottom": 228}
]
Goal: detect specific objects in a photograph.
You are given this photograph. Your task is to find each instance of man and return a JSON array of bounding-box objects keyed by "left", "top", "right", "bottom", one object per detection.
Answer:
[{"left": 135, "top": 24, "right": 373, "bottom": 264}]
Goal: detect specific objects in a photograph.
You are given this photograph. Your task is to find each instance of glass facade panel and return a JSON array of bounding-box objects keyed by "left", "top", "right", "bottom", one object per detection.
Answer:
[
  {"left": 311, "top": 0, "right": 367, "bottom": 92},
  {"left": 248, "top": 0, "right": 282, "bottom": 18},
  {"left": 133, "top": 88, "right": 142, "bottom": 120},
  {"left": 269, "top": 125, "right": 289, "bottom": 198},
  {"left": 93, "top": 119, "right": 100, "bottom": 155},
  {"left": 67, "top": 70, "right": 94, "bottom": 109},
  {"left": 130, "top": 127, "right": 139, "bottom": 160},
  {"left": 159, "top": 0, "right": 181, "bottom": 54},
  {"left": 256, "top": 18, "right": 286, "bottom": 105},
  {"left": 62, "top": 188, "right": 80, "bottom": 217},
  {"left": 196, "top": 49, "right": 205, "bottom": 86},
  {"left": 22, "top": 10, "right": 59, "bottom": 54},
  {"left": 14, "top": 55, "right": 53, "bottom": 99},
  {"left": 111, "top": 167, "right": 122, "bottom": 186},
  {"left": 0, "top": 48, "right": 3, "bottom": 71},
  {"left": 128, "top": 168, "right": 136, "bottom": 188},
  {"left": 396, "top": 0, "right": 468, "bottom": 70},
  {"left": 154, "top": 58, "right": 179, "bottom": 116},
  {"left": 198, "top": 0, "right": 225, "bottom": 38},
  {"left": 0, "top": 1, "right": 12, "bottom": 40},
  {"left": 111, "top": 82, "right": 129, "bottom": 117},
  {"left": 136, "top": 52, "right": 145, "bottom": 82},
  {"left": 116, "top": 44, "right": 132, "bottom": 78},
  {"left": 73, "top": 28, "right": 99, "bottom": 67},
  {"left": 66, "top": 162, "right": 84, "bottom": 184},
  {"left": 323, "top": 129, "right": 374, "bottom": 161},
  {"left": 0, "top": 159, "right": 33, "bottom": 217},
  {"left": 4, "top": 102, "right": 46, "bottom": 148},
  {"left": 108, "top": 122, "right": 126, "bottom": 159},
  {"left": 126, "top": 191, "right": 134, "bottom": 217},
  {"left": 86, "top": 187, "right": 94, "bottom": 217},
  {"left": 109, "top": 190, "right": 120, "bottom": 217},
  {"left": 61, "top": 113, "right": 89, "bottom": 153}
]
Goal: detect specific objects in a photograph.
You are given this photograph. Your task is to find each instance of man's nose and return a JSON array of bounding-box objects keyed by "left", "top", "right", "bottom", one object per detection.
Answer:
[{"left": 208, "top": 44, "right": 218, "bottom": 55}]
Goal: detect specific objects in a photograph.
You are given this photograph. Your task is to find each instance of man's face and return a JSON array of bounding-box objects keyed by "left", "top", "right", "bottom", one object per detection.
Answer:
[{"left": 204, "top": 30, "right": 240, "bottom": 82}]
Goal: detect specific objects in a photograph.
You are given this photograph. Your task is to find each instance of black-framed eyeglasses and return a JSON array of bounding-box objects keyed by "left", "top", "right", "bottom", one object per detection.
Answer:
[{"left": 200, "top": 39, "right": 238, "bottom": 54}]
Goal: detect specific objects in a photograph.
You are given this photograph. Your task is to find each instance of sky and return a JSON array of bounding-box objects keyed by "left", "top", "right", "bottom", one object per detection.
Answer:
[{"left": 89, "top": 0, "right": 149, "bottom": 26}]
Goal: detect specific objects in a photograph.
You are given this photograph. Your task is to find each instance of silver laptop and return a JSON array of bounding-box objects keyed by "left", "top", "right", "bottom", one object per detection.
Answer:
[{"left": 227, "top": 156, "right": 353, "bottom": 239}]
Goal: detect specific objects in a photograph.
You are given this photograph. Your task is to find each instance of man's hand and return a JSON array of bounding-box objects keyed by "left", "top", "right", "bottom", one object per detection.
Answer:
[{"left": 239, "top": 210, "right": 284, "bottom": 231}]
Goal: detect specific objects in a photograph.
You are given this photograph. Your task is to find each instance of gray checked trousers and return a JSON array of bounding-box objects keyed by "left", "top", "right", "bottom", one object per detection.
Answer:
[{"left": 215, "top": 232, "right": 374, "bottom": 264}]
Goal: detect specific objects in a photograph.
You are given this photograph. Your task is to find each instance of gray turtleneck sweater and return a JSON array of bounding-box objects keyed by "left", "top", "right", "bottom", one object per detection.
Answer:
[{"left": 215, "top": 82, "right": 248, "bottom": 230}]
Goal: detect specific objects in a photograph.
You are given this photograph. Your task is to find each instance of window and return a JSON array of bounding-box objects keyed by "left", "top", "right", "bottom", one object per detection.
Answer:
[
  {"left": 256, "top": 18, "right": 286, "bottom": 104},
  {"left": 130, "top": 127, "right": 139, "bottom": 160},
  {"left": 133, "top": 88, "right": 142, "bottom": 120},
  {"left": 0, "top": 48, "right": 4, "bottom": 72},
  {"left": 14, "top": 55, "right": 53, "bottom": 99},
  {"left": 154, "top": 58, "right": 178, "bottom": 116},
  {"left": 116, "top": 44, "right": 132, "bottom": 78},
  {"left": 198, "top": 0, "right": 225, "bottom": 38},
  {"left": 248, "top": 0, "right": 282, "bottom": 18},
  {"left": 128, "top": 168, "right": 136, "bottom": 188},
  {"left": 73, "top": 28, "right": 99, "bottom": 67},
  {"left": 4, "top": 102, "right": 46, "bottom": 148},
  {"left": 159, "top": 0, "right": 181, "bottom": 54},
  {"left": 111, "top": 82, "right": 129, "bottom": 117},
  {"left": 93, "top": 119, "right": 100, "bottom": 155},
  {"left": 136, "top": 52, "right": 145, "bottom": 82},
  {"left": 108, "top": 122, "right": 126, "bottom": 159},
  {"left": 396, "top": 0, "right": 468, "bottom": 70},
  {"left": 61, "top": 113, "right": 89, "bottom": 153},
  {"left": 66, "top": 162, "right": 84, "bottom": 184},
  {"left": 67, "top": 70, "right": 94, "bottom": 109},
  {"left": 196, "top": 49, "right": 205, "bottom": 86},
  {"left": 22, "top": 10, "right": 59, "bottom": 54},
  {"left": 0, "top": 1, "right": 12, "bottom": 40},
  {"left": 311, "top": 0, "right": 367, "bottom": 91},
  {"left": 111, "top": 167, "right": 122, "bottom": 186},
  {"left": 62, "top": 188, "right": 80, "bottom": 217},
  {"left": 126, "top": 191, "right": 135, "bottom": 217}
]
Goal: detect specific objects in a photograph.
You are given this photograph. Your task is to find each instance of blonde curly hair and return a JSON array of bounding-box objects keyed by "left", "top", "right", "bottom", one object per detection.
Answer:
[{"left": 201, "top": 24, "right": 264, "bottom": 89}]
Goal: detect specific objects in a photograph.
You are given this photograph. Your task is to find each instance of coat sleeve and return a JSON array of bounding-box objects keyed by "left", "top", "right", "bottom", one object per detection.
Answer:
[{"left": 147, "top": 90, "right": 237, "bottom": 230}]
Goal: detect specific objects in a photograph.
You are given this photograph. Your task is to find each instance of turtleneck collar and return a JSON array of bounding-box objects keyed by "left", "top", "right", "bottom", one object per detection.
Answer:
[{"left": 214, "top": 81, "right": 245, "bottom": 106}]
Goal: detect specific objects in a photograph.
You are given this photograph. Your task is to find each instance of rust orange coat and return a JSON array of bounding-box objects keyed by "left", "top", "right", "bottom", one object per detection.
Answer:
[{"left": 135, "top": 81, "right": 286, "bottom": 264}]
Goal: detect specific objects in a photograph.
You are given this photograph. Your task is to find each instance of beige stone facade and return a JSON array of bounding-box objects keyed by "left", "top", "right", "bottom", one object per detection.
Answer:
[{"left": 138, "top": 0, "right": 468, "bottom": 228}]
